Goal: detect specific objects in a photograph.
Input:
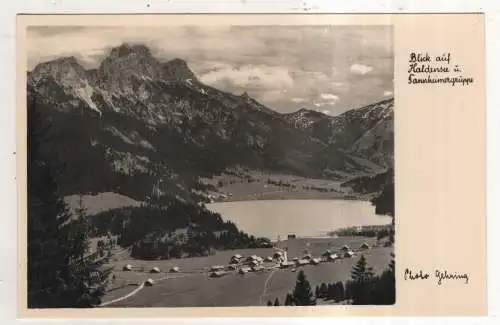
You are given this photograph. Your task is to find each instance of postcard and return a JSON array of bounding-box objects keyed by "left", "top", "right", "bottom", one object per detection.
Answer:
[{"left": 16, "top": 13, "right": 486, "bottom": 317}]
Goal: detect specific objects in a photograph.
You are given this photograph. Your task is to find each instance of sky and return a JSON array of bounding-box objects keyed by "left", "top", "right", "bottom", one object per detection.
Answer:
[{"left": 27, "top": 25, "right": 393, "bottom": 115}]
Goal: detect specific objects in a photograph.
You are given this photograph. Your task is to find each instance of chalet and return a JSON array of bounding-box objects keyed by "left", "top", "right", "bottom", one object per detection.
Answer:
[
  {"left": 310, "top": 258, "right": 321, "bottom": 265},
  {"left": 327, "top": 253, "right": 339, "bottom": 261},
  {"left": 210, "top": 265, "right": 225, "bottom": 272},
  {"left": 122, "top": 264, "right": 133, "bottom": 271},
  {"left": 249, "top": 260, "right": 260, "bottom": 267},
  {"left": 295, "top": 259, "right": 310, "bottom": 266},
  {"left": 144, "top": 278, "right": 154, "bottom": 286},
  {"left": 265, "top": 256, "right": 273, "bottom": 262},
  {"left": 322, "top": 250, "right": 332, "bottom": 257},
  {"left": 150, "top": 267, "right": 161, "bottom": 273},
  {"left": 239, "top": 267, "right": 250, "bottom": 274},
  {"left": 344, "top": 251, "right": 355, "bottom": 258},
  {"left": 280, "top": 261, "right": 295, "bottom": 269},
  {"left": 360, "top": 243, "right": 370, "bottom": 250},
  {"left": 170, "top": 266, "right": 180, "bottom": 273},
  {"left": 210, "top": 271, "right": 227, "bottom": 278},
  {"left": 246, "top": 255, "right": 258, "bottom": 262}
]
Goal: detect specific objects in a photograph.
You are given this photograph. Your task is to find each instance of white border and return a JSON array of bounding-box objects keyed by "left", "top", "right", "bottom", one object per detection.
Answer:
[{"left": 1, "top": 1, "right": 499, "bottom": 324}]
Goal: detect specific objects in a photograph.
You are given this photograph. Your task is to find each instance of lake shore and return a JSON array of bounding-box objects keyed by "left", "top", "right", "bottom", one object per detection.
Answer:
[
  {"left": 206, "top": 199, "right": 392, "bottom": 241},
  {"left": 206, "top": 191, "right": 372, "bottom": 203}
]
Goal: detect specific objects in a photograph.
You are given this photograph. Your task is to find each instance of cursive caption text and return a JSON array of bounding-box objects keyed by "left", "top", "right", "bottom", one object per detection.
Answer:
[
  {"left": 408, "top": 52, "right": 474, "bottom": 86},
  {"left": 403, "top": 268, "right": 469, "bottom": 285}
]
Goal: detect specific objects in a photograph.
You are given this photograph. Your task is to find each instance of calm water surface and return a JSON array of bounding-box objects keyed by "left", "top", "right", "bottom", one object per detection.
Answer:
[{"left": 206, "top": 199, "right": 392, "bottom": 240}]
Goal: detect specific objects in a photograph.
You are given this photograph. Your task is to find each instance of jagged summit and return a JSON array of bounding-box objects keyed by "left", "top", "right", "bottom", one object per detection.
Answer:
[
  {"left": 29, "top": 55, "right": 88, "bottom": 87},
  {"left": 31, "top": 55, "right": 85, "bottom": 74},
  {"left": 163, "top": 57, "right": 196, "bottom": 81},
  {"left": 108, "top": 43, "right": 153, "bottom": 59},
  {"left": 165, "top": 58, "right": 188, "bottom": 67}
]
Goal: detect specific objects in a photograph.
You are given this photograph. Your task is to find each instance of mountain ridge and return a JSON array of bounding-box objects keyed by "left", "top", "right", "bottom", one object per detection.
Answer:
[{"left": 27, "top": 43, "right": 394, "bottom": 204}]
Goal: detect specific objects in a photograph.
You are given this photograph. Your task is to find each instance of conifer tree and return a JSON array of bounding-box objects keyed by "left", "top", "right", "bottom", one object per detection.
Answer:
[
  {"left": 27, "top": 99, "right": 110, "bottom": 308},
  {"left": 371, "top": 255, "right": 395, "bottom": 305},
  {"left": 351, "top": 255, "right": 375, "bottom": 283},
  {"left": 349, "top": 255, "right": 375, "bottom": 305},
  {"left": 291, "top": 270, "right": 316, "bottom": 306},
  {"left": 284, "top": 293, "right": 294, "bottom": 306},
  {"left": 319, "top": 282, "right": 328, "bottom": 298},
  {"left": 267, "top": 300, "right": 273, "bottom": 306},
  {"left": 337, "top": 281, "right": 345, "bottom": 302},
  {"left": 274, "top": 298, "right": 280, "bottom": 306}
]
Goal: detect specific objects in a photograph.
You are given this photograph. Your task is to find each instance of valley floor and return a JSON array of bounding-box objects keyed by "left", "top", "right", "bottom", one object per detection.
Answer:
[
  {"left": 100, "top": 237, "right": 394, "bottom": 307},
  {"left": 201, "top": 171, "right": 374, "bottom": 203}
]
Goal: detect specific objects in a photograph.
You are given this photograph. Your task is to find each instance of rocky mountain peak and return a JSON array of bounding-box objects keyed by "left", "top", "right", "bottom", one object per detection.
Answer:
[
  {"left": 29, "top": 56, "right": 88, "bottom": 86},
  {"left": 163, "top": 57, "right": 196, "bottom": 81},
  {"left": 108, "top": 43, "right": 153, "bottom": 59}
]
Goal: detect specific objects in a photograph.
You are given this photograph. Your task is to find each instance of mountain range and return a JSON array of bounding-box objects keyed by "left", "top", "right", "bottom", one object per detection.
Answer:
[{"left": 27, "top": 43, "right": 394, "bottom": 204}]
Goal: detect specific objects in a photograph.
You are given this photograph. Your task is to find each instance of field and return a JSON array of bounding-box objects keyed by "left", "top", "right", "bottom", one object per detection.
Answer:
[
  {"left": 101, "top": 236, "right": 393, "bottom": 307},
  {"left": 200, "top": 170, "right": 363, "bottom": 202}
]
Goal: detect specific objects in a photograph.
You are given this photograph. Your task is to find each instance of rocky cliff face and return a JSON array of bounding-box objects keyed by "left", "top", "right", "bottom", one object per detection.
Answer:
[{"left": 28, "top": 43, "right": 394, "bottom": 203}]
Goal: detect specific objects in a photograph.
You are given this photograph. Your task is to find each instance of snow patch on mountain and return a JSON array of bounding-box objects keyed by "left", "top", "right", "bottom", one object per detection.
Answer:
[{"left": 105, "top": 126, "right": 156, "bottom": 151}]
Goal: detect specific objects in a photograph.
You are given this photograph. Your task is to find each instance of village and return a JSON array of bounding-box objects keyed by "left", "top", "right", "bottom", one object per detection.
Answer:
[{"left": 114, "top": 240, "right": 372, "bottom": 288}]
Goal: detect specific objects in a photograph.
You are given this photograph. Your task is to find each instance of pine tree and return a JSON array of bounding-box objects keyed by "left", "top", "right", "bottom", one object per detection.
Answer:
[
  {"left": 27, "top": 99, "right": 110, "bottom": 308},
  {"left": 371, "top": 255, "right": 395, "bottom": 305},
  {"left": 337, "top": 281, "right": 345, "bottom": 302},
  {"left": 351, "top": 255, "right": 375, "bottom": 283},
  {"left": 267, "top": 300, "right": 273, "bottom": 306},
  {"left": 349, "top": 255, "right": 375, "bottom": 305},
  {"left": 371, "top": 173, "right": 395, "bottom": 245},
  {"left": 315, "top": 285, "right": 320, "bottom": 298},
  {"left": 327, "top": 283, "right": 335, "bottom": 300},
  {"left": 292, "top": 270, "right": 316, "bottom": 306},
  {"left": 274, "top": 298, "right": 280, "bottom": 306},
  {"left": 319, "top": 282, "right": 328, "bottom": 298},
  {"left": 285, "top": 293, "right": 294, "bottom": 306}
]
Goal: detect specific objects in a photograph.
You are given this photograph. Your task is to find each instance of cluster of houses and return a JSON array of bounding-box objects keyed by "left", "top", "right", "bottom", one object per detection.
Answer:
[
  {"left": 121, "top": 242, "right": 371, "bottom": 285},
  {"left": 208, "top": 242, "right": 370, "bottom": 278},
  {"left": 121, "top": 264, "right": 181, "bottom": 274},
  {"left": 206, "top": 192, "right": 232, "bottom": 203}
]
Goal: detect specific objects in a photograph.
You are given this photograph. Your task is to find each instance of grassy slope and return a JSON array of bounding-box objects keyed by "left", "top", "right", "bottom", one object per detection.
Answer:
[{"left": 103, "top": 237, "right": 393, "bottom": 307}]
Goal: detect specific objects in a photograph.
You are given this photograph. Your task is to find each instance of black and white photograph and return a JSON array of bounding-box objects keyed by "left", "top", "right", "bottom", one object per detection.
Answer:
[{"left": 25, "top": 24, "right": 395, "bottom": 308}]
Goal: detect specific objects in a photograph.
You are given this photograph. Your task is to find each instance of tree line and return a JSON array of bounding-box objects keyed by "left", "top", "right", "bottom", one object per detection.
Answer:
[
  {"left": 88, "top": 201, "right": 271, "bottom": 260},
  {"left": 26, "top": 98, "right": 270, "bottom": 307},
  {"left": 267, "top": 178, "right": 395, "bottom": 306},
  {"left": 27, "top": 99, "right": 111, "bottom": 308},
  {"left": 267, "top": 254, "right": 395, "bottom": 306}
]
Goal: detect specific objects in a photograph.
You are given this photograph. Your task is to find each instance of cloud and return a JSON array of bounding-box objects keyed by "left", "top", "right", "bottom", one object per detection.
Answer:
[
  {"left": 383, "top": 90, "right": 394, "bottom": 97},
  {"left": 198, "top": 64, "right": 294, "bottom": 90},
  {"left": 27, "top": 25, "right": 393, "bottom": 115},
  {"left": 350, "top": 63, "right": 373, "bottom": 75},
  {"left": 320, "top": 93, "right": 340, "bottom": 101},
  {"left": 314, "top": 100, "right": 338, "bottom": 108}
]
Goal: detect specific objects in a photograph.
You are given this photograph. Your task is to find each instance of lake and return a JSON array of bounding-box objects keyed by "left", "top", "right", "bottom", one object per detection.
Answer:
[{"left": 206, "top": 199, "right": 392, "bottom": 240}]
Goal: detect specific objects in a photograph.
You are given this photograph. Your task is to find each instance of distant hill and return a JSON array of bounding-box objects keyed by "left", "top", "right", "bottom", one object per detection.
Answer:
[{"left": 284, "top": 98, "right": 394, "bottom": 169}]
